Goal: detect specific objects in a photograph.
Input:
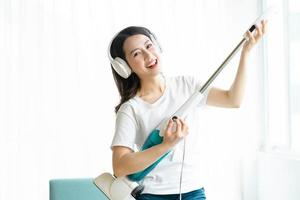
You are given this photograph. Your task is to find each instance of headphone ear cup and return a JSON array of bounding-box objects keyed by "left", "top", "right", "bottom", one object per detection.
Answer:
[{"left": 112, "top": 57, "right": 132, "bottom": 79}]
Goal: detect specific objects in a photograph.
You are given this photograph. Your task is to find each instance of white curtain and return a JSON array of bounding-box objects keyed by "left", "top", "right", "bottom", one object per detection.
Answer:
[{"left": 0, "top": 0, "right": 263, "bottom": 199}]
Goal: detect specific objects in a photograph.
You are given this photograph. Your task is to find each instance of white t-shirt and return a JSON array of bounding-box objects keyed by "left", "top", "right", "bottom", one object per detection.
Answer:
[{"left": 111, "top": 75, "right": 211, "bottom": 194}]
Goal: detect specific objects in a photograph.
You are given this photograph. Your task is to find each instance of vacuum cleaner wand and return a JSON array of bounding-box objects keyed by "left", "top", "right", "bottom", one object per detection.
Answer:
[
  {"left": 171, "top": 6, "right": 278, "bottom": 121},
  {"left": 167, "top": 37, "right": 247, "bottom": 123},
  {"left": 202, "top": 5, "right": 278, "bottom": 94},
  {"left": 200, "top": 38, "right": 246, "bottom": 94}
]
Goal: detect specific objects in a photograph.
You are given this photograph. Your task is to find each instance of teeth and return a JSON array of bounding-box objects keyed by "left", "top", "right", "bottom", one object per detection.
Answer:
[{"left": 148, "top": 59, "right": 157, "bottom": 67}]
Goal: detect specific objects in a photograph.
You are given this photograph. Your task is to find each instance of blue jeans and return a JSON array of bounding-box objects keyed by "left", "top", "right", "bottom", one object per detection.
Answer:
[{"left": 137, "top": 188, "right": 206, "bottom": 200}]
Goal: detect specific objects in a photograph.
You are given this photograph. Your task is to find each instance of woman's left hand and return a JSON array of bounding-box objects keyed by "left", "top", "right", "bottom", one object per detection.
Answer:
[{"left": 242, "top": 20, "right": 268, "bottom": 53}]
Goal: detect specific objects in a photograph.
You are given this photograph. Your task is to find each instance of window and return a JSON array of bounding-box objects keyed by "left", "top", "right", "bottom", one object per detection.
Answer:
[
  {"left": 263, "top": 0, "right": 300, "bottom": 153},
  {"left": 288, "top": 0, "right": 300, "bottom": 152}
]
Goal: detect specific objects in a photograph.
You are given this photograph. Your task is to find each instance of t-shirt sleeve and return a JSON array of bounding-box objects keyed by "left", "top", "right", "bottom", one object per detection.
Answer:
[
  {"left": 183, "top": 75, "right": 212, "bottom": 106},
  {"left": 110, "top": 106, "right": 137, "bottom": 151}
]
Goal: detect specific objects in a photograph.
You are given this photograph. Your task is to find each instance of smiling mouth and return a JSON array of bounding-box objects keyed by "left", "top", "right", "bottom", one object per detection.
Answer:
[{"left": 147, "top": 59, "right": 158, "bottom": 68}]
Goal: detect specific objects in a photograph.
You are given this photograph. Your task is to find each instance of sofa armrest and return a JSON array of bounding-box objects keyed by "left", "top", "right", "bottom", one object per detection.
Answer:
[{"left": 49, "top": 178, "right": 109, "bottom": 200}]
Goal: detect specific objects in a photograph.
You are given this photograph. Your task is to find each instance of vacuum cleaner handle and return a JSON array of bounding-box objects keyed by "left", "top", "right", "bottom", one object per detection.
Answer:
[{"left": 248, "top": 6, "right": 278, "bottom": 33}]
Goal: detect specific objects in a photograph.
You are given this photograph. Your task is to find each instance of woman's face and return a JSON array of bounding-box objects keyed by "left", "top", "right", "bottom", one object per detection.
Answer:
[{"left": 123, "top": 34, "right": 162, "bottom": 79}]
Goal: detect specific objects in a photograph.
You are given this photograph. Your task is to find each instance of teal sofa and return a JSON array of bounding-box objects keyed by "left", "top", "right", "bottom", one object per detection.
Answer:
[{"left": 49, "top": 178, "right": 109, "bottom": 200}]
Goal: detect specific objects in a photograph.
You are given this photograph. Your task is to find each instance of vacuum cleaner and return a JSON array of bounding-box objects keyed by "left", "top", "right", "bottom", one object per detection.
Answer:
[{"left": 94, "top": 6, "right": 277, "bottom": 199}]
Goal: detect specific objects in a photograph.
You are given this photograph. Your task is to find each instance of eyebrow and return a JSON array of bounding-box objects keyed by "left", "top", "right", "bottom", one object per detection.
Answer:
[{"left": 129, "top": 39, "right": 151, "bottom": 55}]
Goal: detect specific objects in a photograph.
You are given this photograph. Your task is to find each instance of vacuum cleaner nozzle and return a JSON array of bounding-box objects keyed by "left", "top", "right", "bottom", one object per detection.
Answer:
[{"left": 93, "top": 172, "right": 144, "bottom": 200}]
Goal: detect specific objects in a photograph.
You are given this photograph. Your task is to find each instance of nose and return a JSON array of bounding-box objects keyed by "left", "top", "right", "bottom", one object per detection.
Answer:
[{"left": 143, "top": 49, "right": 155, "bottom": 62}]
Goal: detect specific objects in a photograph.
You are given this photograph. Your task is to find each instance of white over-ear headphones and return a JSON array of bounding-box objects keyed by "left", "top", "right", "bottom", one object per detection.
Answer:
[
  {"left": 108, "top": 27, "right": 161, "bottom": 79},
  {"left": 108, "top": 53, "right": 132, "bottom": 79}
]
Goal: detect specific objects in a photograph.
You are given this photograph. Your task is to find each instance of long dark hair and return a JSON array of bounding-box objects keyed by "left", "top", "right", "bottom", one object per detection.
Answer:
[{"left": 109, "top": 26, "right": 156, "bottom": 113}]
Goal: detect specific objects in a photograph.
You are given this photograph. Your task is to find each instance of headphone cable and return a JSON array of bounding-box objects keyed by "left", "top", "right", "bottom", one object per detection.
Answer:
[{"left": 179, "top": 138, "right": 186, "bottom": 200}]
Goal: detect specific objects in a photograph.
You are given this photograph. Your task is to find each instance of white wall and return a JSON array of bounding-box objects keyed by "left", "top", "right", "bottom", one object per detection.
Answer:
[
  {"left": 258, "top": 152, "right": 300, "bottom": 200},
  {"left": 0, "top": 1, "right": 264, "bottom": 200}
]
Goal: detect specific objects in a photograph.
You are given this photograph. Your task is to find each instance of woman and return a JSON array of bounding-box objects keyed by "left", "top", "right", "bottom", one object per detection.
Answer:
[{"left": 109, "top": 22, "right": 267, "bottom": 199}]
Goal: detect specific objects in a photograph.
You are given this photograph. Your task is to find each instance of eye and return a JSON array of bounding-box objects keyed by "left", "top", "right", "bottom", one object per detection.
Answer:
[
  {"left": 133, "top": 51, "right": 141, "bottom": 57},
  {"left": 146, "top": 43, "right": 153, "bottom": 49}
]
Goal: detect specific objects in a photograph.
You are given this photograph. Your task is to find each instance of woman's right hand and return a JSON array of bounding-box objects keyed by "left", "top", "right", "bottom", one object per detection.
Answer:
[
  {"left": 162, "top": 118, "right": 189, "bottom": 148},
  {"left": 112, "top": 117, "right": 189, "bottom": 177}
]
